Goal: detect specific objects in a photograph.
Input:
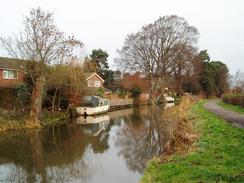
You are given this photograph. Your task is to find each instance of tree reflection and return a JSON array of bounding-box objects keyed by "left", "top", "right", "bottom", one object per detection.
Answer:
[
  {"left": 0, "top": 122, "right": 110, "bottom": 183},
  {"left": 0, "top": 107, "right": 173, "bottom": 182},
  {"left": 115, "top": 106, "right": 167, "bottom": 173}
]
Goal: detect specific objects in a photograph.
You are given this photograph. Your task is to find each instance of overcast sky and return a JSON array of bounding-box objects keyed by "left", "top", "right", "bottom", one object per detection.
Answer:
[{"left": 0, "top": 0, "right": 243, "bottom": 74}]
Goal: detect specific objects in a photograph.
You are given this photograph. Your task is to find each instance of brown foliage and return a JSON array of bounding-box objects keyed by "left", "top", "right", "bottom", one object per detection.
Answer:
[
  {"left": 46, "top": 59, "right": 86, "bottom": 111},
  {"left": 222, "top": 94, "right": 244, "bottom": 107},
  {"left": 160, "top": 96, "right": 198, "bottom": 156},
  {"left": 121, "top": 73, "right": 150, "bottom": 92},
  {"left": 82, "top": 57, "right": 97, "bottom": 73}
]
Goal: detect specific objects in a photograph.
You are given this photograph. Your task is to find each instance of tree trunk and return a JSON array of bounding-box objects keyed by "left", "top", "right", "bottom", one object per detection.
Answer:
[
  {"left": 28, "top": 130, "right": 47, "bottom": 183},
  {"left": 51, "top": 88, "right": 58, "bottom": 112},
  {"left": 58, "top": 88, "right": 61, "bottom": 110},
  {"left": 29, "top": 76, "right": 46, "bottom": 123}
]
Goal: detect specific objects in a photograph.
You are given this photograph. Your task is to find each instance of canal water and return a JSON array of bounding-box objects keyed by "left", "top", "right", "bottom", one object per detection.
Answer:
[{"left": 0, "top": 106, "right": 173, "bottom": 183}]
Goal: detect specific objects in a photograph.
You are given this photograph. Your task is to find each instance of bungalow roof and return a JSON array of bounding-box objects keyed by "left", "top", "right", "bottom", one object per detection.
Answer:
[
  {"left": 0, "top": 57, "right": 22, "bottom": 69},
  {"left": 85, "top": 72, "right": 104, "bottom": 82}
]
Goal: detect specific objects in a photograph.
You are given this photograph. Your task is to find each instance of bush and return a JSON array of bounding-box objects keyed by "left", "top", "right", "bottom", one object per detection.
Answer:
[
  {"left": 222, "top": 94, "right": 244, "bottom": 107},
  {"left": 15, "top": 83, "right": 29, "bottom": 105},
  {"left": 131, "top": 87, "right": 141, "bottom": 99}
]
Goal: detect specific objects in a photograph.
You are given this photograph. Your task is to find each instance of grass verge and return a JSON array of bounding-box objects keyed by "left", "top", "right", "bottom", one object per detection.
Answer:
[
  {"left": 0, "top": 110, "right": 69, "bottom": 131},
  {"left": 0, "top": 117, "right": 38, "bottom": 131},
  {"left": 141, "top": 101, "right": 244, "bottom": 183},
  {"left": 41, "top": 111, "right": 70, "bottom": 127},
  {"left": 218, "top": 101, "right": 244, "bottom": 114}
]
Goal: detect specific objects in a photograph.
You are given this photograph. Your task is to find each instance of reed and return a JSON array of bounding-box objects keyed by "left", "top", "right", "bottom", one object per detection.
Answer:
[{"left": 160, "top": 96, "right": 198, "bottom": 155}]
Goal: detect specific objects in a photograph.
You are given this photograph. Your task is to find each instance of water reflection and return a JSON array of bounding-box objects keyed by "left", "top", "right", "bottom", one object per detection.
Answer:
[
  {"left": 115, "top": 106, "right": 164, "bottom": 173},
  {"left": 0, "top": 106, "right": 172, "bottom": 183}
]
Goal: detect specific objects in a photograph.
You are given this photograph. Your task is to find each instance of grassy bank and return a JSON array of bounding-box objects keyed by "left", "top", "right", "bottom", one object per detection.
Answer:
[
  {"left": 0, "top": 116, "right": 37, "bottom": 131},
  {"left": 0, "top": 110, "right": 69, "bottom": 131},
  {"left": 142, "top": 101, "right": 244, "bottom": 183},
  {"left": 218, "top": 101, "right": 244, "bottom": 114},
  {"left": 41, "top": 111, "right": 70, "bottom": 126}
]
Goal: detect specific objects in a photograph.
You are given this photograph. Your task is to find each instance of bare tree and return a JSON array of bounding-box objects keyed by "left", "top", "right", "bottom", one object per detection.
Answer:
[
  {"left": 0, "top": 8, "right": 83, "bottom": 123},
  {"left": 231, "top": 70, "right": 244, "bottom": 93},
  {"left": 172, "top": 45, "right": 198, "bottom": 95},
  {"left": 117, "top": 15, "right": 199, "bottom": 103}
]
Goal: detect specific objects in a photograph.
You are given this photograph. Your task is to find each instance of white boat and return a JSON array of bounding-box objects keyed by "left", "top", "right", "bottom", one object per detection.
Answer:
[
  {"left": 165, "top": 96, "right": 175, "bottom": 102},
  {"left": 76, "top": 96, "right": 109, "bottom": 116},
  {"left": 76, "top": 115, "right": 110, "bottom": 125},
  {"left": 76, "top": 104, "right": 109, "bottom": 116},
  {"left": 77, "top": 115, "right": 110, "bottom": 136},
  {"left": 164, "top": 102, "right": 175, "bottom": 108}
]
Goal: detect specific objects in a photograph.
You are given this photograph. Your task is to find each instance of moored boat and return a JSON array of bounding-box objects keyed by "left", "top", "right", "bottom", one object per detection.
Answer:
[
  {"left": 76, "top": 115, "right": 110, "bottom": 125},
  {"left": 76, "top": 96, "right": 109, "bottom": 116},
  {"left": 165, "top": 96, "right": 175, "bottom": 102}
]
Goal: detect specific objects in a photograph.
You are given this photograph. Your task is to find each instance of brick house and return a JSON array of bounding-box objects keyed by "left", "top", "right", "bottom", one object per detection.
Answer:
[
  {"left": 0, "top": 57, "right": 25, "bottom": 88},
  {"left": 85, "top": 72, "right": 104, "bottom": 88},
  {"left": 0, "top": 57, "right": 107, "bottom": 90}
]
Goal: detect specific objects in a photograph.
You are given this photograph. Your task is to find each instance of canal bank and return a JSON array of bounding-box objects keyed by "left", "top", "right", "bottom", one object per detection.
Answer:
[{"left": 141, "top": 101, "right": 244, "bottom": 183}]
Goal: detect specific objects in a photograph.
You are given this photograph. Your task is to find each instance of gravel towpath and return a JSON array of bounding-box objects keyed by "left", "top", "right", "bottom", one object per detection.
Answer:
[{"left": 204, "top": 100, "right": 244, "bottom": 128}]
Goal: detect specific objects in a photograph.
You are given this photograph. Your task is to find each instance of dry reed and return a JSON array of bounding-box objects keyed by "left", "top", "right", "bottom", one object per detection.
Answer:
[{"left": 160, "top": 96, "right": 198, "bottom": 157}]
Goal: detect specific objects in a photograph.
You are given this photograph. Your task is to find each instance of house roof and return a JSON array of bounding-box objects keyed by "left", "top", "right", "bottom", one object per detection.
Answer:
[
  {"left": 0, "top": 57, "right": 22, "bottom": 69},
  {"left": 85, "top": 72, "right": 104, "bottom": 82}
]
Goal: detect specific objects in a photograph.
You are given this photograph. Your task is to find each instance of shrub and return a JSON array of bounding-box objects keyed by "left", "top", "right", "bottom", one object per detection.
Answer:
[
  {"left": 222, "top": 94, "right": 244, "bottom": 107},
  {"left": 15, "top": 83, "right": 29, "bottom": 105},
  {"left": 131, "top": 87, "right": 141, "bottom": 99}
]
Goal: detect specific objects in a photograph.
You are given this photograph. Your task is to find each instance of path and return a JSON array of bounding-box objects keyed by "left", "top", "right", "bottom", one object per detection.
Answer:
[{"left": 204, "top": 100, "right": 244, "bottom": 128}]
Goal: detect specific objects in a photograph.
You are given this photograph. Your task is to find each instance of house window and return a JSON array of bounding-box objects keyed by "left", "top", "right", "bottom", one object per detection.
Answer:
[
  {"left": 94, "top": 81, "right": 101, "bottom": 87},
  {"left": 3, "top": 69, "right": 18, "bottom": 79},
  {"left": 88, "top": 80, "right": 92, "bottom": 87}
]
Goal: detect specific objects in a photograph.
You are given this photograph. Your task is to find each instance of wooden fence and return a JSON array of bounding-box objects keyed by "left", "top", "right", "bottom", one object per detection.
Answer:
[
  {"left": 108, "top": 98, "right": 134, "bottom": 111},
  {"left": 109, "top": 98, "right": 133, "bottom": 106}
]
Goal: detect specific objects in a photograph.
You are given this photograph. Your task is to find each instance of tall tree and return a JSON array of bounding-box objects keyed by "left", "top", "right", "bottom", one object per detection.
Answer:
[
  {"left": 199, "top": 49, "right": 210, "bottom": 62},
  {"left": 90, "top": 49, "right": 109, "bottom": 74},
  {"left": 200, "top": 62, "right": 217, "bottom": 98},
  {"left": 0, "top": 8, "right": 83, "bottom": 123},
  {"left": 117, "top": 15, "right": 199, "bottom": 103},
  {"left": 172, "top": 45, "right": 198, "bottom": 95},
  {"left": 213, "top": 61, "right": 229, "bottom": 97},
  {"left": 200, "top": 60, "right": 229, "bottom": 98}
]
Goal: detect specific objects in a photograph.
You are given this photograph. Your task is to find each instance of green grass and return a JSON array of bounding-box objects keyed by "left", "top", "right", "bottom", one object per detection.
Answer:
[
  {"left": 41, "top": 111, "right": 70, "bottom": 126},
  {"left": 141, "top": 101, "right": 244, "bottom": 183},
  {"left": 218, "top": 101, "right": 244, "bottom": 114},
  {"left": 0, "top": 108, "right": 69, "bottom": 130}
]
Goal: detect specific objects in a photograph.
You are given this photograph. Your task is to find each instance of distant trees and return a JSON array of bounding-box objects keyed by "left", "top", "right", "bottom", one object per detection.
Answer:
[
  {"left": 200, "top": 61, "right": 229, "bottom": 98},
  {"left": 117, "top": 15, "right": 230, "bottom": 99},
  {"left": 117, "top": 15, "right": 199, "bottom": 103},
  {"left": 84, "top": 49, "right": 109, "bottom": 74},
  {"left": 230, "top": 70, "right": 244, "bottom": 93},
  {"left": 121, "top": 73, "right": 150, "bottom": 98},
  {"left": 172, "top": 45, "right": 198, "bottom": 95},
  {"left": 0, "top": 8, "right": 83, "bottom": 123},
  {"left": 83, "top": 48, "right": 122, "bottom": 92},
  {"left": 181, "top": 50, "right": 229, "bottom": 98}
]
